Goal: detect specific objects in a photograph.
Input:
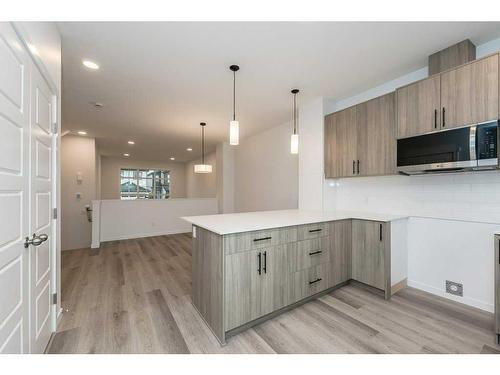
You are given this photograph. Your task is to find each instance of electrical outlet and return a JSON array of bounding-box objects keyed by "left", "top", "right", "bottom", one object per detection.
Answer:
[{"left": 446, "top": 280, "right": 463, "bottom": 297}]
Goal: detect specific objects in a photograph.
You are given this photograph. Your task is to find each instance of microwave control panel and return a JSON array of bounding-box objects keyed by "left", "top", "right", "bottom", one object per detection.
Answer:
[{"left": 477, "top": 122, "right": 498, "bottom": 160}]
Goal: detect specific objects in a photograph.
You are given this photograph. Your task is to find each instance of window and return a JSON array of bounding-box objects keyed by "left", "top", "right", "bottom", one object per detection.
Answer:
[{"left": 120, "top": 169, "right": 170, "bottom": 200}]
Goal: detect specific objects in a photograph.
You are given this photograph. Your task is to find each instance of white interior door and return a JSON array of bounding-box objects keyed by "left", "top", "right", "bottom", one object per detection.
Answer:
[
  {"left": 0, "top": 22, "right": 31, "bottom": 354},
  {"left": 29, "top": 56, "right": 55, "bottom": 354}
]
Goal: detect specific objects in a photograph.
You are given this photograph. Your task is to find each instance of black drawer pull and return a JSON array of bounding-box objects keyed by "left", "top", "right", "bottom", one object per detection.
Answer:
[
  {"left": 309, "top": 278, "right": 322, "bottom": 285},
  {"left": 308, "top": 229, "right": 322, "bottom": 233},
  {"left": 379, "top": 224, "right": 383, "bottom": 242},
  {"left": 434, "top": 109, "right": 437, "bottom": 129},
  {"left": 263, "top": 251, "right": 267, "bottom": 273},
  {"left": 257, "top": 253, "right": 261, "bottom": 275},
  {"left": 498, "top": 239, "right": 500, "bottom": 265},
  {"left": 253, "top": 236, "right": 271, "bottom": 242},
  {"left": 442, "top": 107, "right": 446, "bottom": 127},
  {"left": 308, "top": 250, "right": 323, "bottom": 256}
]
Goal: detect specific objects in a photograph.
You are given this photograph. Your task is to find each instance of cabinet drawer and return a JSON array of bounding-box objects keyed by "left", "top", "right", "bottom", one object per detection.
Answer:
[
  {"left": 289, "top": 263, "right": 333, "bottom": 303},
  {"left": 297, "top": 222, "right": 329, "bottom": 240},
  {"left": 224, "top": 226, "right": 297, "bottom": 254},
  {"left": 294, "top": 237, "right": 330, "bottom": 271}
]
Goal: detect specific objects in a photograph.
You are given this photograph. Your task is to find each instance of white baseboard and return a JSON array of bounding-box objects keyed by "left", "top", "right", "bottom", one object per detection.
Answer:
[
  {"left": 407, "top": 279, "right": 494, "bottom": 313},
  {"left": 100, "top": 228, "right": 191, "bottom": 242}
]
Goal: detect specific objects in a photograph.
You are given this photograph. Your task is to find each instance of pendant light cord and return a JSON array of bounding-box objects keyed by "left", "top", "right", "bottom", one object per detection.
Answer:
[
  {"left": 201, "top": 125, "right": 205, "bottom": 164},
  {"left": 233, "top": 70, "right": 236, "bottom": 121},
  {"left": 293, "top": 92, "right": 297, "bottom": 135}
]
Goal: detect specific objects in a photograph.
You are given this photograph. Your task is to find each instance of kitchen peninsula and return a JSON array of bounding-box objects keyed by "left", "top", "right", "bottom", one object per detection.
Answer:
[{"left": 183, "top": 209, "right": 408, "bottom": 344}]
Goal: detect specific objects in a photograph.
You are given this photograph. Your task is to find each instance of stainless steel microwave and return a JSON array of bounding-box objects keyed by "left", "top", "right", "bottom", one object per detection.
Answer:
[{"left": 397, "top": 120, "right": 499, "bottom": 175}]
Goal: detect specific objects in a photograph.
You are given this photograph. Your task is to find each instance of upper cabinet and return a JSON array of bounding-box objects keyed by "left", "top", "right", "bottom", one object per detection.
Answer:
[
  {"left": 440, "top": 54, "right": 499, "bottom": 129},
  {"left": 324, "top": 106, "right": 357, "bottom": 178},
  {"left": 396, "top": 53, "right": 500, "bottom": 138},
  {"left": 396, "top": 75, "right": 441, "bottom": 138},
  {"left": 324, "top": 92, "right": 396, "bottom": 178}
]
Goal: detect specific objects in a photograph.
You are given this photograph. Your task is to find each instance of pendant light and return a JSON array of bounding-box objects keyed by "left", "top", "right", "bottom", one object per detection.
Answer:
[
  {"left": 229, "top": 64, "right": 240, "bottom": 145},
  {"left": 194, "top": 122, "right": 213, "bottom": 173},
  {"left": 290, "top": 89, "right": 300, "bottom": 154}
]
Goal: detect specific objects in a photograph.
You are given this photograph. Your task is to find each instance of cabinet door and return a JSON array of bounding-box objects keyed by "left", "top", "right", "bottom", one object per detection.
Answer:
[
  {"left": 441, "top": 54, "right": 499, "bottom": 129},
  {"left": 324, "top": 107, "right": 357, "bottom": 178},
  {"left": 329, "top": 220, "right": 352, "bottom": 285},
  {"left": 396, "top": 75, "right": 441, "bottom": 138},
  {"left": 260, "top": 244, "right": 296, "bottom": 316},
  {"left": 224, "top": 249, "right": 262, "bottom": 330},
  {"left": 495, "top": 235, "right": 500, "bottom": 337},
  {"left": 351, "top": 220, "right": 386, "bottom": 291},
  {"left": 356, "top": 93, "right": 396, "bottom": 176}
]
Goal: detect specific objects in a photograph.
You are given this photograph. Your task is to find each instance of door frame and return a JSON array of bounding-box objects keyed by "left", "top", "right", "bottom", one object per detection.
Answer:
[{"left": 10, "top": 22, "right": 61, "bottom": 339}]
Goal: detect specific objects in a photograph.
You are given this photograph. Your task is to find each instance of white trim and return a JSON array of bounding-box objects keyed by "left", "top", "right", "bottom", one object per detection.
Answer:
[{"left": 407, "top": 279, "right": 494, "bottom": 313}]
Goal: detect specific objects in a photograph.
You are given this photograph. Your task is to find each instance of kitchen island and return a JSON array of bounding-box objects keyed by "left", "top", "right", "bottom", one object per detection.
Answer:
[{"left": 183, "top": 209, "right": 408, "bottom": 344}]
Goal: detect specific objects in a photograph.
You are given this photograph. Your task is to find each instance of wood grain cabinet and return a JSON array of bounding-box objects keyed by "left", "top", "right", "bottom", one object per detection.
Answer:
[
  {"left": 495, "top": 235, "right": 500, "bottom": 345},
  {"left": 224, "top": 243, "right": 295, "bottom": 330},
  {"left": 329, "top": 220, "right": 352, "bottom": 285},
  {"left": 440, "top": 54, "right": 499, "bottom": 129},
  {"left": 396, "top": 75, "right": 441, "bottom": 138},
  {"left": 324, "top": 92, "right": 396, "bottom": 178},
  {"left": 351, "top": 220, "right": 390, "bottom": 299},
  {"left": 324, "top": 106, "right": 357, "bottom": 178}
]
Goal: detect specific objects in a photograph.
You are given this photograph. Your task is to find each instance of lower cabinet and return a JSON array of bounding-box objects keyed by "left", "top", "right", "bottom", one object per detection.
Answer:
[
  {"left": 495, "top": 235, "right": 500, "bottom": 345},
  {"left": 223, "top": 219, "right": 391, "bottom": 333},
  {"left": 351, "top": 220, "right": 389, "bottom": 292},
  {"left": 224, "top": 243, "right": 295, "bottom": 330}
]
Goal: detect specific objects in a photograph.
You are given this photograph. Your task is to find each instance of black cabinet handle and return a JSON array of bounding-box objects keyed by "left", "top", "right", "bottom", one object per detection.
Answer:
[
  {"left": 263, "top": 251, "right": 267, "bottom": 274},
  {"left": 257, "top": 252, "right": 261, "bottom": 275},
  {"left": 253, "top": 236, "right": 271, "bottom": 242},
  {"left": 352, "top": 160, "right": 355, "bottom": 175},
  {"left": 434, "top": 109, "right": 438, "bottom": 129},
  {"left": 308, "top": 250, "right": 323, "bottom": 256},
  {"left": 357, "top": 160, "right": 360, "bottom": 175},
  {"left": 308, "top": 229, "right": 322, "bottom": 233},
  {"left": 379, "top": 224, "right": 383, "bottom": 241},
  {"left": 442, "top": 107, "right": 446, "bottom": 127},
  {"left": 309, "top": 278, "right": 322, "bottom": 285},
  {"left": 498, "top": 239, "right": 500, "bottom": 265}
]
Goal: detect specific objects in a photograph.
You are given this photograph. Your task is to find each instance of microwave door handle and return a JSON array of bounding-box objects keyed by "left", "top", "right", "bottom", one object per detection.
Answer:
[{"left": 469, "top": 125, "right": 477, "bottom": 162}]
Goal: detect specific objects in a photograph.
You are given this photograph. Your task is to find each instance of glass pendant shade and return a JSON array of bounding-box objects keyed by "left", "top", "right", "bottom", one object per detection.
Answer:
[
  {"left": 290, "top": 133, "right": 299, "bottom": 154},
  {"left": 194, "top": 164, "right": 213, "bottom": 173},
  {"left": 230, "top": 120, "right": 239, "bottom": 145}
]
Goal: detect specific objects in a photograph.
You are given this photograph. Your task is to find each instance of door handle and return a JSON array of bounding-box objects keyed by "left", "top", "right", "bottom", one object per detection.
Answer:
[
  {"left": 308, "top": 250, "right": 323, "bottom": 256},
  {"left": 257, "top": 252, "right": 261, "bottom": 275},
  {"left": 357, "top": 160, "right": 360, "bottom": 175},
  {"left": 253, "top": 236, "right": 271, "bottom": 242},
  {"left": 263, "top": 251, "right": 267, "bottom": 274},
  {"left": 24, "top": 233, "right": 48, "bottom": 248},
  {"left": 309, "top": 278, "right": 322, "bottom": 285}
]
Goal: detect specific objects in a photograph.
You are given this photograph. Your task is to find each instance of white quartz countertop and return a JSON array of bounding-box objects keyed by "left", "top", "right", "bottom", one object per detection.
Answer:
[{"left": 182, "top": 209, "right": 407, "bottom": 235}]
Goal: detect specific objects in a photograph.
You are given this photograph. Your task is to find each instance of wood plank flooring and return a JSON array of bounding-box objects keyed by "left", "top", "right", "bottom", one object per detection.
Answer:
[{"left": 48, "top": 233, "right": 500, "bottom": 354}]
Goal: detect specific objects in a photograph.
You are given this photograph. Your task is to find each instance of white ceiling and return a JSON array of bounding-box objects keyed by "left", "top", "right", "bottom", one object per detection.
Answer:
[{"left": 59, "top": 22, "right": 500, "bottom": 162}]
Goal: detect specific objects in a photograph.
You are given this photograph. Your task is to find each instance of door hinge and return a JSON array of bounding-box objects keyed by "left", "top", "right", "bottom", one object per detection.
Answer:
[
  {"left": 52, "top": 293, "right": 57, "bottom": 305},
  {"left": 53, "top": 208, "right": 58, "bottom": 219}
]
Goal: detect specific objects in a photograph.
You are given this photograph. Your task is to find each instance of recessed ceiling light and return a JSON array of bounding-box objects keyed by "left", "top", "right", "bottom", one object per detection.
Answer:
[
  {"left": 186, "top": 148, "right": 193, "bottom": 151},
  {"left": 77, "top": 131, "right": 87, "bottom": 135},
  {"left": 82, "top": 60, "right": 99, "bottom": 70},
  {"left": 170, "top": 157, "right": 175, "bottom": 161},
  {"left": 128, "top": 140, "right": 135, "bottom": 145},
  {"left": 123, "top": 153, "right": 130, "bottom": 157}
]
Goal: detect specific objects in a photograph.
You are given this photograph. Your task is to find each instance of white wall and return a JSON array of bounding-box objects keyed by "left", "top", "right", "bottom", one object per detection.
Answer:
[
  {"left": 234, "top": 121, "right": 298, "bottom": 212},
  {"left": 61, "top": 135, "right": 96, "bottom": 250},
  {"left": 184, "top": 151, "right": 217, "bottom": 198},
  {"left": 216, "top": 143, "right": 235, "bottom": 213},
  {"left": 96, "top": 198, "right": 218, "bottom": 242},
  {"left": 309, "top": 36, "right": 500, "bottom": 312},
  {"left": 100, "top": 155, "right": 187, "bottom": 199}
]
